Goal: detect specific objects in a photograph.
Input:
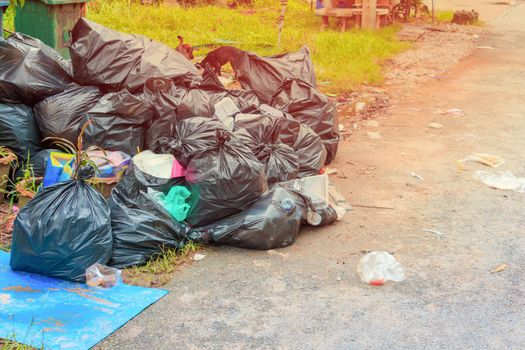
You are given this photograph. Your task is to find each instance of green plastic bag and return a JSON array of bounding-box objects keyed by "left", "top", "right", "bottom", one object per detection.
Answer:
[{"left": 162, "top": 186, "right": 191, "bottom": 222}]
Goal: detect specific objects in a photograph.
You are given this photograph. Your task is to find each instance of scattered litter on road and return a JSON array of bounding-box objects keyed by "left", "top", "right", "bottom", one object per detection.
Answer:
[
  {"left": 325, "top": 167, "right": 337, "bottom": 175},
  {"left": 366, "top": 120, "right": 379, "bottom": 127},
  {"left": 367, "top": 131, "right": 382, "bottom": 139},
  {"left": 490, "top": 263, "right": 507, "bottom": 274},
  {"left": 329, "top": 185, "right": 353, "bottom": 211},
  {"left": 338, "top": 124, "right": 345, "bottom": 132},
  {"left": 460, "top": 153, "right": 504, "bottom": 168},
  {"left": 433, "top": 108, "right": 464, "bottom": 116},
  {"left": 475, "top": 170, "right": 525, "bottom": 193},
  {"left": 267, "top": 250, "right": 289, "bottom": 258},
  {"left": 422, "top": 228, "right": 445, "bottom": 236},
  {"left": 355, "top": 101, "right": 366, "bottom": 112},
  {"left": 476, "top": 46, "right": 494, "bottom": 50},
  {"left": 446, "top": 108, "right": 464, "bottom": 116},
  {"left": 410, "top": 172, "right": 424, "bottom": 181},
  {"left": 352, "top": 204, "right": 396, "bottom": 210},
  {"left": 429, "top": 122, "right": 443, "bottom": 129},
  {"left": 193, "top": 254, "right": 206, "bottom": 261},
  {"left": 357, "top": 251, "right": 406, "bottom": 286}
]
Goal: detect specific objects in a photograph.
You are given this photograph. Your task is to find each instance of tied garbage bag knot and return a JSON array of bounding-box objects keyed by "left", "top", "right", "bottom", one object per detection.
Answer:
[
  {"left": 216, "top": 129, "right": 232, "bottom": 145},
  {"left": 77, "top": 165, "right": 97, "bottom": 180}
]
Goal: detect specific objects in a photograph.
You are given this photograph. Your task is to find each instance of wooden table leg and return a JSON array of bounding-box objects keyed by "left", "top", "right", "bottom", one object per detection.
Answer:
[{"left": 341, "top": 17, "right": 347, "bottom": 31}]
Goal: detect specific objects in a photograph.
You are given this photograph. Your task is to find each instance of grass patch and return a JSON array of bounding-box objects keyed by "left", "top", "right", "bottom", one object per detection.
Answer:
[
  {"left": 435, "top": 9, "right": 454, "bottom": 23},
  {"left": 123, "top": 241, "right": 202, "bottom": 288},
  {"left": 2, "top": 6, "right": 14, "bottom": 38},
  {"left": 1, "top": 335, "right": 39, "bottom": 350},
  {"left": 85, "top": 0, "right": 407, "bottom": 92}
]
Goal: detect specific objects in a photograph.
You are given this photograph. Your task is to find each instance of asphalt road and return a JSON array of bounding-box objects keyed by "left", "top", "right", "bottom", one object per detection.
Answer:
[{"left": 100, "top": 2, "right": 525, "bottom": 349}]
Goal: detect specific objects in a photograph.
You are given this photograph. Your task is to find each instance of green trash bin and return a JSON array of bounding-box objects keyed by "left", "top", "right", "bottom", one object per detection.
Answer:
[{"left": 14, "top": 0, "right": 89, "bottom": 58}]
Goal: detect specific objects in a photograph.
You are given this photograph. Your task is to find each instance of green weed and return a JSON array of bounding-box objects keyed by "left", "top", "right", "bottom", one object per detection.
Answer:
[
  {"left": 435, "top": 9, "right": 454, "bottom": 23},
  {"left": 123, "top": 241, "right": 202, "bottom": 287},
  {"left": 0, "top": 332, "right": 40, "bottom": 350}
]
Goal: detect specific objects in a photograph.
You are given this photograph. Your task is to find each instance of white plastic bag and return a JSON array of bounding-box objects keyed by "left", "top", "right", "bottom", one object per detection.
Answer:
[
  {"left": 475, "top": 170, "right": 525, "bottom": 193},
  {"left": 133, "top": 151, "right": 174, "bottom": 179},
  {"left": 357, "top": 251, "right": 406, "bottom": 286},
  {"left": 86, "top": 263, "right": 121, "bottom": 288}
]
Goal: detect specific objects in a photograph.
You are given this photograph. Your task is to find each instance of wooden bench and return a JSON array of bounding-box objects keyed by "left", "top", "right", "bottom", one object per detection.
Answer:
[{"left": 325, "top": 8, "right": 391, "bottom": 30}]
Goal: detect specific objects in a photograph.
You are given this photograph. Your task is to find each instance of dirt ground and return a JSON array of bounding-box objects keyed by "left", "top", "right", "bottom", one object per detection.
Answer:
[{"left": 99, "top": 1, "right": 525, "bottom": 349}]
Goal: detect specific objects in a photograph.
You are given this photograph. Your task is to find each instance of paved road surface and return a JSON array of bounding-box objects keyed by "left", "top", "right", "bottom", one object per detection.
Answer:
[{"left": 101, "top": 2, "right": 525, "bottom": 349}]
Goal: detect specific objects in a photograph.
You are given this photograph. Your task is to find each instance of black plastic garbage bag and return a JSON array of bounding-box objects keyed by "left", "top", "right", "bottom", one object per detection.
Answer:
[
  {"left": 33, "top": 84, "right": 103, "bottom": 144},
  {"left": 10, "top": 178, "right": 112, "bottom": 282},
  {"left": 83, "top": 90, "right": 154, "bottom": 155},
  {"left": 144, "top": 76, "right": 258, "bottom": 122},
  {"left": 142, "top": 79, "right": 177, "bottom": 152},
  {"left": 234, "top": 112, "right": 326, "bottom": 178},
  {"left": 188, "top": 187, "right": 306, "bottom": 250},
  {"left": 69, "top": 18, "right": 201, "bottom": 93},
  {"left": 0, "top": 103, "right": 42, "bottom": 162},
  {"left": 142, "top": 75, "right": 258, "bottom": 152},
  {"left": 232, "top": 46, "right": 316, "bottom": 104},
  {"left": 109, "top": 163, "right": 189, "bottom": 268},
  {"left": 270, "top": 78, "right": 339, "bottom": 163},
  {"left": 0, "top": 33, "right": 71, "bottom": 105},
  {"left": 160, "top": 117, "right": 224, "bottom": 166},
  {"left": 162, "top": 117, "right": 268, "bottom": 227},
  {"left": 234, "top": 114, "right": 299, "bottom": 184}
]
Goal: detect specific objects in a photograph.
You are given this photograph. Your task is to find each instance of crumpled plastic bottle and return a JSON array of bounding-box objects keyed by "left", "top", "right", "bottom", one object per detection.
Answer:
[
  {"left": 86, "top": 263, "right": 121, "bottom": 288},
  {"left": 357, "top": 251, "right": 406, "bottom": 286}
]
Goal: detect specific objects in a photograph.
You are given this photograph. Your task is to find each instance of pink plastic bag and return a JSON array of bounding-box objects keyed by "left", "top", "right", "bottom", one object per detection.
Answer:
[{"left": 171, "top": 159, "right": 186, "bottom": 178}]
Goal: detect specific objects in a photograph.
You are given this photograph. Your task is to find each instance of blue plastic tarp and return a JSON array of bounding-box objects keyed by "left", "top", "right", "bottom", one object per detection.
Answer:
[{"left": 0, "top": 251, "right": 167, "bottom": 349}]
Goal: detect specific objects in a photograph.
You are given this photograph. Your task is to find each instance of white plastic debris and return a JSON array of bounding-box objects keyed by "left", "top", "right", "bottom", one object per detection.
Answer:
[
  {"left": 193, "top": 253, "right": 206, "bottom": 261},
  {"left": 429, "top": 122, "right": 443, "bottom": 129},
  {"left": 475, "top": 170, "right": 525, "bottom": 193},
  {"left": 325, "top": 167, "right": 337, "bottom": 175},
  {"left": 410, "top": 172, "right": 424, "bottom": 181},
  {"left": 462, "top": 153, "right": 504, "bottom": 168},
  {"left": 357, "top": 251, "right": 406, "bottom": 286},
  {"left": 366, "top": 120, "right": 379, "bottom": 127},
  {"left": 355, "top": 101, "right": 366, "bottom": 112},
  {"left": 446, "top": 108, "right": 464, "bottom": 116},
  {"left": 214, "top": 97, "right": 239, "bottom": 131},
  {"left": 332, "top": 205, "right": 346, "bottom": 221},
  {"left": 86, "top": 263, "right": 121, "bottom": 288},
  {"left": 367, "top": 131, "right": 382, "bottom": 139},
  {"left": 133, "top": 151, "right": 174, "bottom": 179},
  {"left": 422, "top": 228, "right": 445, "bottom": 236}
]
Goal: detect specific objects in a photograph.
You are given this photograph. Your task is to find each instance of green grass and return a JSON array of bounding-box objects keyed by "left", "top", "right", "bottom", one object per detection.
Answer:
[
  {"left": 86, "top": 0, "right": 407, "bottom": 92},
  {"left": 123, "top": 241, "right": 202, "bottom": 287},
  {"left": 435, "top": 9, "right": 454, "bottom": 23},
  {"left": 2, "top": 6, "right": 15, "bottom": 38},
  {"left": 0, "top": 338, "right": 37, "bottom": 350}
]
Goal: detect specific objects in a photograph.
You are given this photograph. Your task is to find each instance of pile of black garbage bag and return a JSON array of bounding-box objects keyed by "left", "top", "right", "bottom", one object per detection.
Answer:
[{"left": 1, "top": 18, "right": 341, "bottom": 282}]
